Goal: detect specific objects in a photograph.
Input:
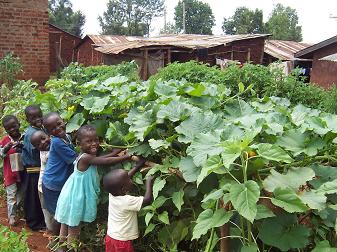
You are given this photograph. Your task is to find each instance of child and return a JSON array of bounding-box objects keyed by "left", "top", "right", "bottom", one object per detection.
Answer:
[
  {"left": 42, "top": 112, "right": 77, "bottom": 235},
  {"left": 54, "top": 125, "right": 132, "bottom": 248},
  {"left": 0, "top": 115, "right": 24, "bottom": 226},
  {"left": 22, "top": 105, "right": 45, "bottom": 231},
  {"left": 103, "top": 162, "right": 155, "bottom": 252},
  {"left": 30, "top": 130, "right": 53, "bottom": 235}
]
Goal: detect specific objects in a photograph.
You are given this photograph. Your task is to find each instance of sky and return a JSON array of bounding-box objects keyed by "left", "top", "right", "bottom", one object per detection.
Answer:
[{"left": 70, "top": 0, "right": 337, "bottom": 43}]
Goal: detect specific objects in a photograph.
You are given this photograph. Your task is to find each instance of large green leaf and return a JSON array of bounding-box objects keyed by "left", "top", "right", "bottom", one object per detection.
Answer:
[
  {"left": 175, "top": 111, "right": 224, "bottom": 143},
  {"left": 156, "top": 100, "right": 196, "bottom": 123},
  {"left": 255, "top": 204, "right": 275, "bottom": 220},
  {"left": 276, "top": 129, "right": 325, "bottom": 156},
  {"left": 291, "top": 104, "right": 319, "bottom": 126},
  {"left": 312, "top": 240, "right": 336, "bottom": 252},
  {"left": 255, "top": 143, "right": 293, "bottom": 163},
  {"left": 124, "top": 108, "right": 155, "bottom": 141},
  {"left": 317, "top": 179, "right": 337, "bottom": 195},
  {"left": 80, "top": 96, "right": 110, "bottom": 114},
  {"left": 299, "top": 190, "right": 326, "bottom": 210},
  {"left": 271, "top": 187, "right": 308, "bottom": 213},
  {"left": 263, "top": 167, "right": 315, "bottom": 192},
  {"left": 197, "top": 155, "right": 223, "bottom": 186},
  {"left": 310, "top": 164, "right": 337, "bottom": 189},
  {"left": 158, "top": 221, "right": 189, "bottom": 250},
  {"left": 259, "top": 214, "right": 310, "bottom": 251},
  {"left": 186, "top": 131, "right": 223, "bottom": 166},
  {"left": 172, "top": 189, "right": 184, "bottom": 212},
  {"left": 154, "top": 81, "right": 178, "bottom": 97},
  {"left": 158, "top": 211, "right": 170, "bottom": 225},
  {"left": 66, "top": 113, "right": 85, "bottom": 133},
  {"left": 229, "top": 181, "right": 260, "bottom": 223},
  {"left": 178, "top": 156, "right": 201, "bottom": 182},
  {"left": 153, "top": 177, "right": 166, "bottom": 199},
  {"left": 241, "top": 244, "right": 258, "bottom": 252},
  {"left": 192, "top": 209, "right": 233, "bottom": 240}
]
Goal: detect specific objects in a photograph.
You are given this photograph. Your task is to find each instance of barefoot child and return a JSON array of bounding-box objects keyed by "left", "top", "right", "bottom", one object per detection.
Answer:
[
  {"left": 103, "top": 163, "right": 155, "bottom": 252},
  {"left": 0, "top": 115, "right": 24, "bottom": 226},
  {"left": 30, "top": 130, "right": 53, "bottom": 235},
  {"left": 22, "top": 105, "right": 46, "bottom": 231},
  {"left": 42, "top": 112, "right": 77, "bottom": 235},
  {"left": 54, "top": 125, "right": 132, "bottom": 248}
]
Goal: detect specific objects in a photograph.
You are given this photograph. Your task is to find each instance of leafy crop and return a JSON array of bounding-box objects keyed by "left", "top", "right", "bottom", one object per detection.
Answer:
[
  {"left": 3, "top": 61, "right": 337, "bottom": 251},
  {"left": 0, "top": 225, "right": 29, "bottom": 252}
]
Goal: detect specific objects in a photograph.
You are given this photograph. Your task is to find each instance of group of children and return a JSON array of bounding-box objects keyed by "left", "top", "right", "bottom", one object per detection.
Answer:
[{"left": 0, "top": 105, "right": 155, "bottom": 252}]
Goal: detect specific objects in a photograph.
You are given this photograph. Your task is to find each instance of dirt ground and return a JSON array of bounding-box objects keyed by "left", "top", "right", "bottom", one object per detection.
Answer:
[{"left": 0, "top": 197, "right": 49, "bottom": 252}]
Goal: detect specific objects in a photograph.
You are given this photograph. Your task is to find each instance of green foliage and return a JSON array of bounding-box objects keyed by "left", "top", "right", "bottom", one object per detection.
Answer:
[
  {"left": 0, "top": 52, "right": 23, "bottom": 88},
  {"left": 174, "top": 0, "right": 215, "bottom": 34},
  {"left": 265, "top": 3, "right": 302, "bottom": 42},
  {"left": 98, "top": 0, "right": 164, "bottom": 36},
  {"left": 49, "top": 0, "right": 86, "bottom": 36},
  {"left": 222, "top": 7, "right": 264, "bottom": 35},
  {"left": 5, "top": 61, "right": 337, "bottom": 251},
  {"left": 0, "top": 225, "right": 30, "bottom": 252}
]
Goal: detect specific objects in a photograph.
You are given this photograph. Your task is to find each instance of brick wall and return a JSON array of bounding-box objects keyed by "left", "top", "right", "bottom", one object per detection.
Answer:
[
  {"left": 76, "top": 38, "right": 104, "bottom": 66},
  {"left": 0, "top": 0, "right": 49, "bottom": 84},
  {"left": 49, "top": 24, "right": 82, "bottom": 73}
]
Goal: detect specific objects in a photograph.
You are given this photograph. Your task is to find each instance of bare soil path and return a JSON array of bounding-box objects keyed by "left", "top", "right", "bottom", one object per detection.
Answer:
[{"left": 0, "top": 197, "right": 49, "bottom": 252}]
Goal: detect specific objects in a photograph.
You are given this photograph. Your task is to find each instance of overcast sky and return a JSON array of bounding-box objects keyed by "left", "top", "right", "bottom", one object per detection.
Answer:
[{"left": 70, "top": 0, "right": 337, "bottom": 43}]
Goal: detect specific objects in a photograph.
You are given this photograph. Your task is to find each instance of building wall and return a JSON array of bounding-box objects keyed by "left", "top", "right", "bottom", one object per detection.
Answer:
[
  {"left": 310, "top": 43, "right": 337, "bottom": 88},
  {"left": 76, "top": 39, "right": 104, "bottom": 66},
  {"left": 0, "top": 0, "right": 49, "bottom": 84},
  {"left": 49, "top": 25, "right": 82, "bottom": 73}
]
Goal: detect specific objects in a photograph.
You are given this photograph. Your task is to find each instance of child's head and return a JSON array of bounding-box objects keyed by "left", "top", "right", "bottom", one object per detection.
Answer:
[
  {"left": 25, "top": 105, "right": 43, "bottom": 128},
  {"left": 43, "top": 112, "right": 66, "bottom": 138},
  {"left": 2, "top": 115, "right": 20, "bottom": 139},
  {"left": 77, "top": 125, "right": 99, "bottom": 155},
  {"left": 30, "top": 130, "right": 50, "bottom": 151},
  {"left": 103, "top": 169, "right": 133, "bottom": 196}
]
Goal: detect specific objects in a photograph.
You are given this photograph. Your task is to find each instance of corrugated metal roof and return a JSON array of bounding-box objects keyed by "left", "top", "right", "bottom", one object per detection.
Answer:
[
  {"left": 94, "top": 33, "right": 270, "bottom": 55},
  {"left": 320, "top": 53, "right": 337, "bottom": 62},
  {"left": 87, "top": 34, "right": 141, "bottom": 46},
  {"left": 295, "top": 35, "right": 337, "bottom": 58},
  {"left": 265, "top": 40, "right": 312, "bottom": 60}
]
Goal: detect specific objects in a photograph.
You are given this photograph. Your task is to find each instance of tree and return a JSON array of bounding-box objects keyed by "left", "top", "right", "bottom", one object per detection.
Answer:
[
  {"left": 160, "top": 22, "right": 179, "bottom": 34},
  {"left": 98, "top": 0, "right": 164, "bottom": 36},
  {"left": 222, "top": 7, "right": 264, "bottom": 35},
  {"left": 265, "top": 4, "right": 302, "bottom": 41},
  {"left": 49, "top": 0, "right": 86, "bottom": 37},
  {"left": 174, "top": 0, "right": 215, "bottom": 35}
]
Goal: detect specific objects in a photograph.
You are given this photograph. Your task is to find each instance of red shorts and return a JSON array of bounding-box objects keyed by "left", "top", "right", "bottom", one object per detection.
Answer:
[{"left": 105, "top": 235, "right": 134, "bottom": 252}]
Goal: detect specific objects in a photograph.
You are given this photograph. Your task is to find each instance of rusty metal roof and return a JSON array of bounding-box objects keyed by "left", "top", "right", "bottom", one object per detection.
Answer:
[
  {"left": 264, "top": 40, "right": 312, "bottom": 61},
  {"left": 320, "top": 53, "right": 337, "bottom": 62},
  {"left": 94, "top": 34, "right": 269, "bottom": 55},
  {"left": 87, "top": 34, "right": 141, "bottom": 46},
  {"left": 295, "top": 35, "right": 337, "bottom": 59}
]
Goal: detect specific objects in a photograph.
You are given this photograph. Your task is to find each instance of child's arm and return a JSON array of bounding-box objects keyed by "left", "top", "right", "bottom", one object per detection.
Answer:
[
  {"left": 142, "top": 176, "right": 155, "bottom": 207},
  {"left": 82, "top": 153, "right": 132, "bottom": 166},
  {"left": 0, "top": 142, "right": 13, "bottom": 158},
  {"left": 128, "top": 158, "right": 146, "bottom": 178}
]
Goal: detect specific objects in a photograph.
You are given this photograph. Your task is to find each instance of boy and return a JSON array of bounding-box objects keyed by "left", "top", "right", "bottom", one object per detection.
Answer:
[
  {"left": 30, "top": 130, "right": 53, "bottom": 234},
  {"left": 0, "top": 115, "right": 24, "bottom": 226},
  {"left": 42, "top": 112, "right": 77, "bottom": 234},
  {"left": 103, "top": 161, "right": 154, "bottom": 252},
  {"left": 22, "top": 105, "right": 46, "bottom": 231}
]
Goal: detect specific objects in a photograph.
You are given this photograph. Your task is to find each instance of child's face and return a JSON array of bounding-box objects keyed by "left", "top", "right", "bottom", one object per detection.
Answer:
[
  {"left": 45, "top": 114, "right": 66, "bottom": 138},
  {"left": 31, "top": 132, "right": 50, "bottom": 151},
  {"left": 26, "top": 109, "right": 43, "bottom": 128},
  {"left": 79, "top": 130, "right": 99, "bottom": 155},
  {"left": 3, "top": 118, "right": 20, "bottom": 139}
]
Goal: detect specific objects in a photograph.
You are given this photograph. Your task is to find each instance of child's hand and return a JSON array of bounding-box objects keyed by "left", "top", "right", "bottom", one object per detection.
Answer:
[
  {"left": 135, "top": 157, "right": 146, "bottom": 167},
  {"left": 3, "top": 142, "right": 13, "bottom": 153},
  {"left": 146, "top": 175, "right": 155, "bottom": 185}
]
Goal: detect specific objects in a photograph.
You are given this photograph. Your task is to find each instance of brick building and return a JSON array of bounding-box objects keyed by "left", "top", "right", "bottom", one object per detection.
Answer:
[
  {"left": 49, "top": 24, "right": 82, "bottom": 74},
  {"left": 0, "top": 0, "right": 50, "bottom": 84},
  {"left": 295, "top": 35, "right": 337, "bottom": 88}
]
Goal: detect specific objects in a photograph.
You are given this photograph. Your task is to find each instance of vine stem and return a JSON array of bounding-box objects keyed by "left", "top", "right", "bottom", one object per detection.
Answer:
[{"left": 205, "top": 200, "right": 219, "bottom": 252}]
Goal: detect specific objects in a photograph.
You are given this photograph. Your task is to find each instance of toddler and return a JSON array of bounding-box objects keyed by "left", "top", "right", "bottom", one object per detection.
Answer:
[
  {"left": 103, "top": 161, "right": 154, "bottom": 252},
  {"left": 0, "top": 115, "right": 24, "bottom": 226},
  {"left": 30, "top": 130, "right": 53, "bottom": 234},
  {"left": 54, "top": 125, "right": 132, "bottom": 249}
]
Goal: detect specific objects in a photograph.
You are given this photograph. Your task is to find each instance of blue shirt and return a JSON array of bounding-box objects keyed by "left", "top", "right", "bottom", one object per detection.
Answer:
[
  {"left": 42, "top": 135, "right": 77, "bottom": 191},
  {"left": 22, "top": 126, "right": 41, "bottom": 168}
]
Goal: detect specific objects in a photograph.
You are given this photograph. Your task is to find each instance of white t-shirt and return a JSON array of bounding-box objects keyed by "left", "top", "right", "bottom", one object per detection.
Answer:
[
  {"left": 38, "top": 151, "right": 49, "bottom": 193},
  {"left": 107, "top": 194, "right": 144, "bottom": 241}
]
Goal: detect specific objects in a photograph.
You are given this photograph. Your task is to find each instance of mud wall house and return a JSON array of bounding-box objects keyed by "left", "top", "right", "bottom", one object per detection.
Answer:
[
  {"left": 295, "top": 35, "right": 337, "bottom": 88},
  {"left": 263, "top": 40, "right": 312, "bottom": 77},
  {"left": 0, "top": 0, "right": 49, "bottom": 84},
  {"left": 49, "top": 24, "right": 82, "bottom": 74},
  {"left": 78, "top": 34, "right": 268, "bottom": 80}
]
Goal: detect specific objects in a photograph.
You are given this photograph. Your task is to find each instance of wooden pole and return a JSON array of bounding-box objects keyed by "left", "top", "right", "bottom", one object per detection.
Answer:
[
  {"left": 167, "top": 48, "right": 171, "bottom": 64},
  {"left": 143, "top": 49, "right": 149, "bottom": 80},
  {"left": 247, "top": 48, "right": 251, "bottom": 62}
]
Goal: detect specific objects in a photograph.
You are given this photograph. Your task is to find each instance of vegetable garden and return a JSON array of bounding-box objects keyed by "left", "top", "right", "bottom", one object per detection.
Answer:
[{"left": 2, "top": 60, "right": 337, "bottom": 251}]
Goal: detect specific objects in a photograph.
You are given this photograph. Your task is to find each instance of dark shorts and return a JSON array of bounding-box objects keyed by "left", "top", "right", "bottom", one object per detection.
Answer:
[
  {"left": 42, "top": 183, "right": 60, "bottom": 216},
  {"left": 105, "top": 235, "right": 134, "bottom": 252}
]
